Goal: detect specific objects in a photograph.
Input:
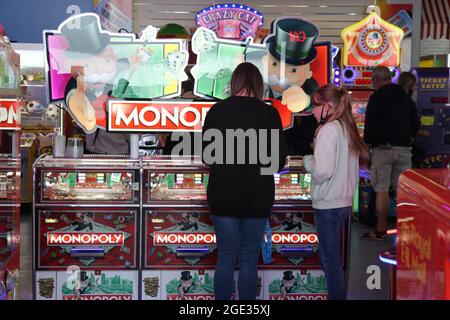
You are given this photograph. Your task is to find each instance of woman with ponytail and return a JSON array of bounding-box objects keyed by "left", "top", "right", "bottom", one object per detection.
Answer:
[{"left": 303, "top": 85, "right": 369, "bottom": 300}]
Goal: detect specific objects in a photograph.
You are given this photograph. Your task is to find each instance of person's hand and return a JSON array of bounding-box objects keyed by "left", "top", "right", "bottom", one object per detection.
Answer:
[
  {"left": 69, "top": 92, "right": 96, "bottom": 131},
  {"left": 281, "top": 85, "right": 310, "bottom": 113}
]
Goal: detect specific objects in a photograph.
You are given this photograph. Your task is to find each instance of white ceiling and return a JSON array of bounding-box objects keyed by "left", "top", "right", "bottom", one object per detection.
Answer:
[{"left": 132, "top": 0, "right": 378, "bottom": 46}]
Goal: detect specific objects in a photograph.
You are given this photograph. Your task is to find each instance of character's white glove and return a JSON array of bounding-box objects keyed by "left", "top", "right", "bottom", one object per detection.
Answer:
[{"left": 281, "top": 85, "right": 311, "bottom": 113}]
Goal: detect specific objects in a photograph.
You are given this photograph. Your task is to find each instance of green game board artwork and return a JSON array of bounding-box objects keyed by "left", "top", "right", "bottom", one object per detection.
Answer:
[
  {"left": 166, "top": 272, "right": 214, "bottom": 294},
  {"left": 191, "top": 27, "right": 267, "bottom": 100},
  {"left": 62, "top": 273, "right": 133, "bottom": 295}
]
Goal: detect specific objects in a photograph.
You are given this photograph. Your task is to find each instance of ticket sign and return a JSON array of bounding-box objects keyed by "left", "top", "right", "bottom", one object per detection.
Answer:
[
  {"left": 0, "top": 99, "right": 20, "bottom": 130},
  {"left": 108, "top": 99, "right": 295, "bottom": 132},
  {"left": 341, "top": 12, "right": 404, "bottom": 67}
]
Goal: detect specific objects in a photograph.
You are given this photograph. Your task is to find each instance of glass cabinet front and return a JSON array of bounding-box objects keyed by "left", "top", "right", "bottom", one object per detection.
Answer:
[
  {"left": 275, "top": 172, "right": 311, "bottom": 201},
  {"left": 40, "top": 170, "right": 137, "bottom": 203},
  {"left": 147, "top": 171, "right": 208, "bottom": 202}
]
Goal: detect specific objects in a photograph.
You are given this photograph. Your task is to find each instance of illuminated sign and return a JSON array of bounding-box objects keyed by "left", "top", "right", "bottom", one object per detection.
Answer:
[
  {"left": 107, "top": 100, "right": 214, "bottom": 132},
  {"left": 196, "top": 3, "right": 263, "bottom": 40},
  {"left": 270, "top": 232, "right": 318, "bottom": 245},
  {"left": 62, "top": 294, "right": 132, "bottom": 300},
  {"left": 153, "top": 232, "right": 216, "bottom": 245},
  {"left": 47, "top": 232, "right": 125, "bottom": 246},
  {"left": 341, "top": 11, "right": 404, "bottom": 67},
  {"left": 0, "top": 99, "right": 20, "bottom": 130},
  {"left": 44, "top": 13, "right": 188, "bottom": 134},
  {"left": 167, "top": 294, "right": 214, "bottom": 300},
  {"left": 269, "top": 294, "right": 327, "bottom": 300},
  {"left": 419, "top": 77, "right": 448, "bottom": 90},
  {"left": 153, "top": 231, "right": 318, "bottom": 245}
]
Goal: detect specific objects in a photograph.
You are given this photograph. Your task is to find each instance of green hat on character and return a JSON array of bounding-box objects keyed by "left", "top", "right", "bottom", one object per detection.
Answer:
[{"left": 265, "top": 17, "right": 319, "bottom": 66}]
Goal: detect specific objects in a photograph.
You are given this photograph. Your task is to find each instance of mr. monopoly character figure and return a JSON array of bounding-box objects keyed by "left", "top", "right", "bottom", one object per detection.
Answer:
[
  {"left": 60, "top": 15, "right": 138, "bottom": 154},
  {"left": 263, "top": 17, "right": 320, "bottom": 155}
]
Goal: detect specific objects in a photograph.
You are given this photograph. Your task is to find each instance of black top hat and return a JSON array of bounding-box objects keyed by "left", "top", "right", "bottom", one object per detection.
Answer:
[
  {"left": 180, "top": 271, "right": 192, "bottom": 281},
  {"left": 283, "top": 271, "right": 295, "bottom": 281},
  {"left": 266, "top": 18, "right": 319, "bottom": 66},
  {"left": 79, "top": 271, "right": 88, "bottom": 282},
  {"left": 60, "top": 14, "right": 110, "bottom": 59},
  {"left": 293, "top": 212, "right": 304, "bottom": 219},
  {"left": 85, "top": 212, "right": 94, "bottom": 219},
  {"left": 190, "top": 212, "right": 200, "bottom": 219}
]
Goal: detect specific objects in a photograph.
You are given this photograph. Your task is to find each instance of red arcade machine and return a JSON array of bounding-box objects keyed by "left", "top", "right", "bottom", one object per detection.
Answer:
[
  {"left": 0, "top": 25, "right": 21, "bottom": 300},
  {"left": 396, "top": 169, "right": 450, "bottom": 300}
]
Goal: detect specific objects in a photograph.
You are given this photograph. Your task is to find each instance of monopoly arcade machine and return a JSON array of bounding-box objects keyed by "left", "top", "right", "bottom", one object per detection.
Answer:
[
  {"left": 340, "top": 11, "right": 404, "bottom": 218},
  {"left": 0, "top": 25, "right": 21, "bottom": 300},
  {"left": 412, "top": 68, "right": 450, "bottom": 168},
  {"left": 32, "top": 14, "right": 157, "bottom": 300}
]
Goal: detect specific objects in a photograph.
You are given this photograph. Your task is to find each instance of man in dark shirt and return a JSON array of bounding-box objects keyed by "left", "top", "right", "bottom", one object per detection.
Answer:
[{"left": 361, "top": 66, "right": 419, "bottom": 240}]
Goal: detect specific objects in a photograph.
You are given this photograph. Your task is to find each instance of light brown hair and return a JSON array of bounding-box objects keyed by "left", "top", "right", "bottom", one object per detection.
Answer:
[
  {"left": 230, "top": 62, "right": 264, "bottom": 99},
  {"left": 398, "top": 72, "right": 417, "bottom": 95},
  {"left": 313, "top": 85, "right": 370, "bottom": 164}
]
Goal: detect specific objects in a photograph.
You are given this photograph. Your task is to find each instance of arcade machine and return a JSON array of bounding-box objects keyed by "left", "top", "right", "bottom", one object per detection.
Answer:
[
  {"left": 33, "top": 156, "right": 141, "bottom": 300},
  {"left": 340, "top": 10, "right": 404, "bottom": 219},
  {"left": 141, "top": 156, "right": 217, "bottom": 300},
  {"left": 0, "top": 25, "right": 21, "bottom": 300},
  {"left": 396, "top": 168, "right": 450, "bottom": 300},
  {"left": 137, "top": 8, "right": 345, "bottom": 300},
  {"left": 412, "top": 68, "right": 450, "bottom": 168}
]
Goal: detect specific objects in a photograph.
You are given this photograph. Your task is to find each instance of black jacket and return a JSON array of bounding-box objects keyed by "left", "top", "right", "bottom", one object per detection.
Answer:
[
  {"left": 202, "top": 96, "right": 287, "bottom": 219},
  {"left": 364, "top": 83, "right": 420, "bottom": 147},
  {"left": 283, "top": 115, "right": 317, "bottom": 156}
]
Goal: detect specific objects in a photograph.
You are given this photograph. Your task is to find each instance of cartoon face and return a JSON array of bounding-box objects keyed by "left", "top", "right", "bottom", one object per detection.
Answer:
[
  {"left": 188, "top": 215, "right": 199, "bottom": 223},
  {"left": 292, "top": 214, "right": 303, "bottom": 224},
  {"left": 79, "top": 279, "right": 89, "bottom": 289},
  {"left": 181, "top": 279, "right": 192, "bottom": 287},
  {"left": 69, "top": 46, "right": 117, "bottom": 86},
  {"left": 83, "top": 215, "right": 94, "bottom": 224},
  {"left": 283, "top": 278, "right": 295, "bottom": 288},
  {"left": 263, "top": 54, "right": 313, "bottom": 93}
]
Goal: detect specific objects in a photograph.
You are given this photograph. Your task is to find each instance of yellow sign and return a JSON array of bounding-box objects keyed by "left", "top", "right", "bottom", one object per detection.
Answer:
[{"left": 341, "top": 12, "right": 404, "bottom": 67}]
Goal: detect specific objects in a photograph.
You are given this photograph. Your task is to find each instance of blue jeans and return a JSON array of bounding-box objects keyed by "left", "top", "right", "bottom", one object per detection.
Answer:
[
  {"left": 212, "top": 215, "right": 267, "bottom": 300},
  {"left": 314, "top": 207, "right": 350, "bottom": 300}
]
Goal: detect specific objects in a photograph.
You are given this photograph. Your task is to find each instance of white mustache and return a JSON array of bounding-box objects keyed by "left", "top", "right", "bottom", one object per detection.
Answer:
[
  {"left": 267, "top": 74, "right": 293, "bottom": 90},
  {"left": 84, "top": 71, "right": 116, "bottom": 84}
]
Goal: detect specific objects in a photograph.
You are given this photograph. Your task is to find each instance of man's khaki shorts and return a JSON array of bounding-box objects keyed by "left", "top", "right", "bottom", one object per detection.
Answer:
[{"left": 370, "top": 146, "right": 412, "bottom": 193}]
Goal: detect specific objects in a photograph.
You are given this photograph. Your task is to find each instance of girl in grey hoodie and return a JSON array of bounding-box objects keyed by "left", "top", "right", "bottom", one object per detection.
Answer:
[{"left": 303, "top": 85, "right": 369, "bottom": 300}]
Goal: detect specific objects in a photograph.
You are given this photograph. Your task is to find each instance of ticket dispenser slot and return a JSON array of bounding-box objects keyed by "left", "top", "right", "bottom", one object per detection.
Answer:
[
  {"left": 279, "top": 246, "right": 315, "bottom": 258},
  {"left": 175, "top": 246, "right": 210, "bottom": 257},
  {"left": 70, "top": 247, "right": 105, "bottom": 258}
]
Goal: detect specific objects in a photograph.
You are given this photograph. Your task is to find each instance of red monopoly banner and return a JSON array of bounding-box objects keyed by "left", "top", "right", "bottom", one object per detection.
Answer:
[
  {"left": 108, "top": 99, "right": 295, "bottom": 132},
  {"left": 0, "top": 99, "right": 20, "bottom": 130},
  {"left": 108, "top": 100, "right": 214, "bottom": 132}
]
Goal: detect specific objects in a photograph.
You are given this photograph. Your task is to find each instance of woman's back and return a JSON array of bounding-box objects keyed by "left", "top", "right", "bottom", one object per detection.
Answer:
[{"left": 203, "top": 95, "right": 286, "bottom": 219}]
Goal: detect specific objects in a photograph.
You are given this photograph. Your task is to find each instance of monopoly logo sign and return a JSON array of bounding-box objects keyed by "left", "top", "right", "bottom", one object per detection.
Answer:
[
  {"left": 47, "top": 232, "right": 125, "bottom": 246},
  {"left": 108, "top": 100, "right": 214, "bottom": 132},
  {"left": 270, "top": 232, "right": 319, "bottom": 245},
  {"left": 153, "top": 232, "right": 216, "bottom": 245},
  {"left": 62, "top": 294, "right": 132, "bottom": 300},
  {"left": 270, "top": 294, "right": 327, "bottom": 300},
  {"left": 0, "top": 99, "right": 20, "bottom": 130},
  {"left": 196, "top": 4, "right": 263, "bottom": 40},
  {"left": 167, "top": 294, "right": 214, "bottom": 300}
]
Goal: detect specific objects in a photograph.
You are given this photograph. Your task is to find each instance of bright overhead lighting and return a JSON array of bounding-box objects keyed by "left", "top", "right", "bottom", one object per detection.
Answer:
[
  {"left": 289, "top": 5, "right": 308, "bottom": 7},
  {"left": 159, "top": 11, "right": 190, "bottom": 14},
  {"left": 348, "top": 13, "right": 357, "bottom": 15},
  {"left": 320, "top": 5, "right": 328, "bottom": 8}
]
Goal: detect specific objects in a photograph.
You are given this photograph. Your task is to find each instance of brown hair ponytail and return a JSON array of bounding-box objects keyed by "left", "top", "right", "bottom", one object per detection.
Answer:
[{"left": 313, "top": 85, "right": 370, "bottom": 166}]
